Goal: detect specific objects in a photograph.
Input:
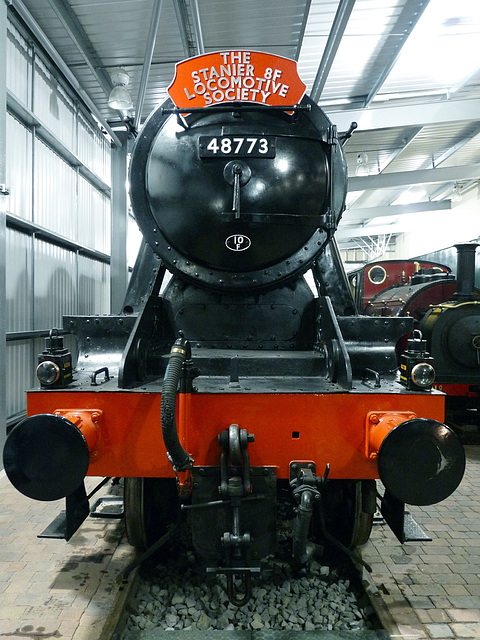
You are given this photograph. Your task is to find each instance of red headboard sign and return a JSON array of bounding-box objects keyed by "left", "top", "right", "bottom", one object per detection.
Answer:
[{"left": 168, "top": 51, "right": 307, "bottom": 109}]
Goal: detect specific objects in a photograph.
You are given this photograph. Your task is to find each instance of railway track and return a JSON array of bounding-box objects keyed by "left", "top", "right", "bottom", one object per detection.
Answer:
[{"left": 99, "top": 524, "right": 396, "bottom": 640}]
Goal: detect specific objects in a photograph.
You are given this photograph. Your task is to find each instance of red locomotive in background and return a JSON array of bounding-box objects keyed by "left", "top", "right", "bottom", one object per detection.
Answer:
[{"left": 349, "top": 258, "right": 451, "bottom": 312}]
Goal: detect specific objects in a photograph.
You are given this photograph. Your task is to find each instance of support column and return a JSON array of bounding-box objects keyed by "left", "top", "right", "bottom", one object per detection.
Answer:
[
  {"left": 110, "top": 130, "right": 129, "bottom": 314},
  {"left": 0, "top": 0, "right": 8, "bottom": 458}
]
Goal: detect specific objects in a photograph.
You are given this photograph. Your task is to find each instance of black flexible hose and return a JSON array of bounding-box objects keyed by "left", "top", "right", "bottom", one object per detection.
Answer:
[
  {"left": 292, "top": 489, "right": 314, "bottom": 565},
  {"left": 161, "top": 336, "right": 193, "bottom": 471}
]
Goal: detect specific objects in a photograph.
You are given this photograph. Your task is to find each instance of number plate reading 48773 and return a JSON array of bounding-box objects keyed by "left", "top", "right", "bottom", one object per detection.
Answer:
[{"left": 199, "top": 135, "right": 276, "bottom": 158}]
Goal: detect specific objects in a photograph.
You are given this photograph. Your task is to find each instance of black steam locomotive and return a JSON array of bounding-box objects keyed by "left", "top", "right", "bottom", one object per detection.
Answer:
[{"left": 3, "top": 52, "right": 465, "bottom": 604}]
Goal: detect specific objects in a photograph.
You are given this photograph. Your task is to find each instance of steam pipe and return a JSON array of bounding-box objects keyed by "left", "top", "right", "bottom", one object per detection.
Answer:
[
  {"left": 292, "top": 489, "right": 315, "bottom": 565},
  {"left": 161, "top": 334, "right": 194, "bottom": 471}
]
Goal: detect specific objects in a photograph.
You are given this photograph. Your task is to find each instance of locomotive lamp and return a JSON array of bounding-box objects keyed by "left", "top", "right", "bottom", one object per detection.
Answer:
[
  {"left": 399, "top": 329, "right": 435, "bottom": 390},
  {"left": 36, "top": 328, "right": 72, "bottom": 388}
]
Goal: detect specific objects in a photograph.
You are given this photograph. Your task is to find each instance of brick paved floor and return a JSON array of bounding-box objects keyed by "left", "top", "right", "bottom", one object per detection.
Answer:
[
  {"left": 0, "top": 472, "right": 135, "bottom": 640},
  {"left": 360, "top": 445, "right": 480, "bottom": 640},
  {"left": 0, "top": 446, "right": 478, "bottom": 639}
]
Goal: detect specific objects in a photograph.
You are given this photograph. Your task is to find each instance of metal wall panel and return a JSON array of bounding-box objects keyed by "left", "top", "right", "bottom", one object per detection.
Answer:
[
  {"left": 78, "top": 112, "right": 111, "bottom": 186},
  {"left": 34, "top": 138, "right": 77, "bottom": 238},
  {"left": 5, "top": 15, "right": 113, "bottom": 426},
  {"left": 6, "top": 21, "right": 31, "bottom": 107},
  {"left": 78, "top": 254, "right": 110, "bottom": 315},
  {"left": 33, "top": 238, "right": 77, "bottom": 330},
  {"left": 1, "top": 1, "right": 6, "bottom": 448},
  {"left": 77, "top": 174, "right": 110, "bottom": 253},
  {"left": 33, "top": 56, "right": 76, "bottom": 152},
  {"left": 6, "top": 341, "right": 34, "bottom": 417},
  {"left": 6, "top": 227, "right": 32, "bottom": 332},
  {"left": 6, "top": 113, "right": 32, "bottom": 220}
]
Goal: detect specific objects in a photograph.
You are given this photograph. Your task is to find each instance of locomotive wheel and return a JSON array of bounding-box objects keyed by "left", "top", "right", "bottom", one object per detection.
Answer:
[
  {"left": 348, "top": 480, "right": 375, "bottom": 548},
  {"left": 124, "top": 477, "right": 179, "bottom": 551},
  {"left": 314, "top": 479, "right": 375, "bottom": 549}
]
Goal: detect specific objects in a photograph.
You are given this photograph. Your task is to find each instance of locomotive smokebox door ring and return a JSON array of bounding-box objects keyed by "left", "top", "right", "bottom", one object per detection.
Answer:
[{"left": 223, "top": 161, "right": 252, "bottom": 219}]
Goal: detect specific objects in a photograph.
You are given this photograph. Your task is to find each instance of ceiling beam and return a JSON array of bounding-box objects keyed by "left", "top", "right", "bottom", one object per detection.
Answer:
[
  {"left": 133, "top": 0, "right": 164, "bottom": 131},
  {"left": 173, "top": 0, "right": 197, "bottom": 58},
  {"left": 434, "top": 122, "right": 480, "bottom": 167},
  {"left": 190, "top": 0, "right": 205, "bottom": 54},
  {"left": 342, "top": 199, "right": 452, "bottom": 222},
  {"left": 349, "top": 164, "right": 480, "bottom": 191},
  {"left": 363, "top": 0, "right": 430, "bottom": 107},
  {"left": 377, "top": 126, "right": 423, "bottom": 176},
  {"left": 310, "top": 0, "right": 356, "bottom": 102},
  {"left": 295, "top": 0, "right": 313, "bottom": 61},
  {"left": 46, "top": 0, "right": 112, "bottom": 96},
  {"left": 327, "top": 98, "right": 480, "bottom": 134},
  {"left": 336, "top": 224, "right": 402, "bottom": 241}
]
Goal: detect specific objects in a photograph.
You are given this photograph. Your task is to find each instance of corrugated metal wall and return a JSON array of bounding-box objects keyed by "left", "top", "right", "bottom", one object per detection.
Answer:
[
  {"left": 5, "top": 17, "right": 112, "bottom": 425},
  {"left": 6, "top": 115, "right": 32, "bottom": 220},
  {"left": 77, "top": 175, "right": 110, "bottom": 254}
]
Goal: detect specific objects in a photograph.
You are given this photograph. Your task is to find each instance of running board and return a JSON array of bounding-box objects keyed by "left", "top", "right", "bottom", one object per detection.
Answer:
[
  {"left": 381, "top": 490, "right": 432, "bottom": 543},
  {"left": 38, "top": 491, "right": 123, "bottom": 540}
]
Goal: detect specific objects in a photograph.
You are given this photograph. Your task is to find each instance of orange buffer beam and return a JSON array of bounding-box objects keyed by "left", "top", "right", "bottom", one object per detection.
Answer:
[{"left": 24, "top": 390, "right": 448, "bottom": 482}]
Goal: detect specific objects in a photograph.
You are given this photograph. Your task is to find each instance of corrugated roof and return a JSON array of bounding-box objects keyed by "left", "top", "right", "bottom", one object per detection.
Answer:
[{"left": 9, "top": 0, "right": 480, "bottom": 250}]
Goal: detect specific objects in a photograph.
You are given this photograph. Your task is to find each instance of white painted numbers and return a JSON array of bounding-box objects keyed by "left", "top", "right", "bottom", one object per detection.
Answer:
[
  {"left": 206, "top": 137, "right": 268, "bottom": 155},
  {"left": 199, "top": 136, "right": 275, "bottom": 158}
]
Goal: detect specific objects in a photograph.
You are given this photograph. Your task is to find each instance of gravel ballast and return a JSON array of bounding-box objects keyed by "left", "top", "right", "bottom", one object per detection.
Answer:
[{"left": 123, "top": 529, "right": 377, "bottom": 635}]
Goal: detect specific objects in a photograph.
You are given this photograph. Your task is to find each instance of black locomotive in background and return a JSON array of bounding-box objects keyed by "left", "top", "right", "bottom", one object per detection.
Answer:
[{"left": 3, "top": 52, "right": 466, "bottom": 605}]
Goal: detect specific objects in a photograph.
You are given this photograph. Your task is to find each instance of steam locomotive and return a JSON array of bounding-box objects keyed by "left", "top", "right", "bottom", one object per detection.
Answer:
[
  {"left": 3, "top": 52, "right": 466, "bottom": 605},
  {"left": 355, "top": 244, "right": 480, "bottom": 434},
  {"left": 349, "top": 258, "right": 452, "bottom": 313}
]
